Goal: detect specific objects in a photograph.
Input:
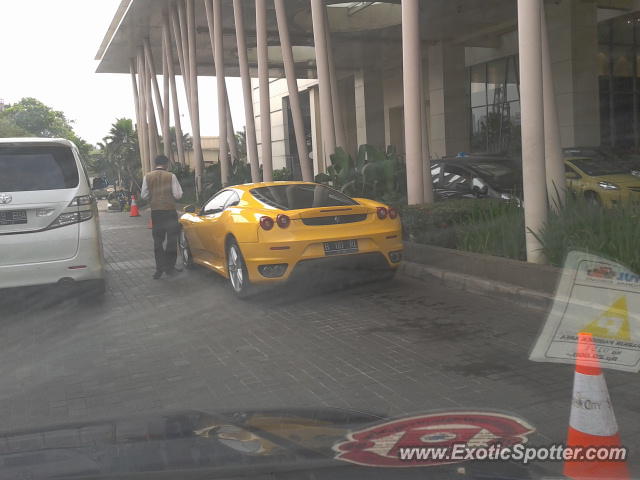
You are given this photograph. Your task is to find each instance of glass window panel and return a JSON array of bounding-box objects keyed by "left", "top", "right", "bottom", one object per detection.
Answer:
[
  {"left": 470, "top": 64, "right": 487, "bottom": 108},
  {"left": 612, "top": 19, "right": 634, "bottom": 45},
  {"left": 612, "top": 46, "right": 633, "bottom": 78},
  {"left": 598, "top": 51, "right": 610, "bottom": 77},
  {"left": 506, "top": 57, "right": 519, "bottom": 102},
  {"left": 471, "top": 106, "right": 488, "bottom": 152},
  {"left": 613, "top": 92, "right": 635, "bottom": 147},
  {"left": 507, "top": 101, "right": 521, "bottom": 154},
  {"left": 487, "top": 59, "right": 507, "bottom": 105},
  {"left": 598, "top": 22, "right": 611, "bottom": 45}
]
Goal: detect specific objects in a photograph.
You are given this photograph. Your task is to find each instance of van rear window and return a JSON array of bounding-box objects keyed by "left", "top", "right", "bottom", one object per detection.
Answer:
[{"left": 0, "top": 146, "right": 79, "bottom": 192}]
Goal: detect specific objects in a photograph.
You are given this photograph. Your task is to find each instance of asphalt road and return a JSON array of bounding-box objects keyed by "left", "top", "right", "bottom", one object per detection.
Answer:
[{"left": 0, "top": 204, "right": 638, "bottom": 476}]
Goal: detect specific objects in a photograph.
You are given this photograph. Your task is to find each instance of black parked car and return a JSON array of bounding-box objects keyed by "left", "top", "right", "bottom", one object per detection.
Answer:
[{"left": 430, "top": 155, "right": 522, "bottom": 203}]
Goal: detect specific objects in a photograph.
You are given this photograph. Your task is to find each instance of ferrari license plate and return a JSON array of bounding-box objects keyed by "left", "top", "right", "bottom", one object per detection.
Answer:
[
  {"left": 0, "top": 210, "right": 27, "bottom": 225},
  {"left": 323, "top": 239, "right": 358, "bottom": 256}
]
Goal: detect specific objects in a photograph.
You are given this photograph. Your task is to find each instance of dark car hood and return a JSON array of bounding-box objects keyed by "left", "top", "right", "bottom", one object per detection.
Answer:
[{"left": 0, "top": 409, "right": 539, "bottom": 479}]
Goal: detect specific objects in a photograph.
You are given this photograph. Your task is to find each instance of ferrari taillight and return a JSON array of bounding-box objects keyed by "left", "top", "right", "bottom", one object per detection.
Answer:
[
  {"left": 376, "top": 207, "right": 388, "bottom": 220},
  {"left": 388, "top": 207, "right": 398, "bottom": 219},
  {"left": 260, "top": 216, "right": 274, "bottom": 230},
  {"left": 276, "top": 214, "right": 290, "bottom": 229}
]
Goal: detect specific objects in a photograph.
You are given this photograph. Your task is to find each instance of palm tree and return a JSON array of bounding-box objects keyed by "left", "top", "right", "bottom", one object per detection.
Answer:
[
  {"left": 99, "top": 118, "right": 141, "bottom": 191},
  {"left": 167, "top": 127, "right": 193, "bottom": 159}
]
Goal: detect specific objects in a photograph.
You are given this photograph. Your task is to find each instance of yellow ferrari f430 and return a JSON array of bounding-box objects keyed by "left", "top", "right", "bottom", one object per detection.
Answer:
[{"left": 178, "top": 182, "right": 403, "bottom": 296}]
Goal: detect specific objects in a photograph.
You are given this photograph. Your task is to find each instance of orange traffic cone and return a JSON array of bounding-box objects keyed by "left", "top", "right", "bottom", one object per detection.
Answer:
[
  {"left": 564, "top": 332, "right": 629, "bottom": 479},
  {"left": 129, "top": 194, "right": 140, "bottom": 217}
]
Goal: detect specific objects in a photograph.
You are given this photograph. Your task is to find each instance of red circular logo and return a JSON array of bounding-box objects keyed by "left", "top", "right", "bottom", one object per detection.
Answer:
[{"left": 333, "top": 411, "right": 535, "bottom": 467}]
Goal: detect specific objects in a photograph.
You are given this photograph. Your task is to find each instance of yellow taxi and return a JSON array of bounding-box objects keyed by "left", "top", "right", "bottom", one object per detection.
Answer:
[
  {"left": 565, "top": 157, "right": 640, "bottom": 207},
  {"left": 178, "top": 182, "right": 403, "bottom": 296}
]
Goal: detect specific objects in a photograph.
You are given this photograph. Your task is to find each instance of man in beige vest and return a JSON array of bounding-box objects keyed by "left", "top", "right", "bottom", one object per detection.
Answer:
[{"left": 141, "top": 155, "right": 184, "bottom": 279}]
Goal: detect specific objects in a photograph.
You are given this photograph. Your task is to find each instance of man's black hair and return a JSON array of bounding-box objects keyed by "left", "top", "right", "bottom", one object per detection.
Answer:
[{"left": 155, "top": 155, "right": 170, "bottom": 167}]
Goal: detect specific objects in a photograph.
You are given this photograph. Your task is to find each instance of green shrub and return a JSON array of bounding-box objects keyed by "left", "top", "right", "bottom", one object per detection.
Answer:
[
  {"left": 536, "top": 196, "right": 640, "bottom": 272},
  {"left": 273, "top": 167, "right": 293, "bottom": 181},
  {"left": 400, "top": 199, "right": 509, "bottom": 250},
  {"left": 401, "top": 195, "right": 639, "bottom": 270},
  {"left": 456, "top": 201, "right": 525, "bottom": 260}
]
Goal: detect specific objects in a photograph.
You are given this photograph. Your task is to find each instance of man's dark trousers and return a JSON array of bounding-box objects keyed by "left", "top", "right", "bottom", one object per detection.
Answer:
[{"left": 151, "top": 210, "right": 179, "bottom": 273}]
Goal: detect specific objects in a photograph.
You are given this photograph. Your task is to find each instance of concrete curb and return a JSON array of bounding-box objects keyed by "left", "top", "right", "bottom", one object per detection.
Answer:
[{"left": 399, "top": 260, "right": 553, "bottom": 312}]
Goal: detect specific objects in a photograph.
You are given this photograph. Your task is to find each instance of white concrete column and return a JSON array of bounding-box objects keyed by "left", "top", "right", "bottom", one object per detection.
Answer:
[
  {"left": 130, "top": 58, "right": 149, "bottom": 175},
  {"left": 274, "top": 0, "right": 313, "bottom": 181},
  {"left": 354, "top": 68, "right": 385, "bottom": 149},
  {"left": 427, "top": 43, "right": 469, "bottom": 158},
  {"left": 163, "top": 14, "right": 186, "bottom": 166},
  {"left": 311, "top": 0, "right": 336, "bottom": 165},
  {"left": 144, "top": 38, "right": 166, "bottom": 138},
  {"left": 401, "top": 0, "right": 424, "bottom": 205},
  {"left": 545, "top": 0, "right": 600, "bottom": 147},
  {"left": 204, "top": 0, "right": 230, "bottom": 186},
  {"left": 256, "top": 0, "right": 273, "bottom": 181},
  {"left": 177, "top": 1, "right": 192, "bottom": 94},
  {"left": 517, "top": 0, "right": 548, "bottom": 264},
  {"left": 419, "top": 57, "right": 434, "bottom": 203},
  {"left": 309, "top": 86, "right": 324, "bottom": 175},
  {"left": 162, "top": 32, "right": 172, "bottom": 162},
  {"left": 226, "top": 97, "right": 239, "bottom": 163},
  {"left": 142, "top": 49, "right": 159, "bottom": 166},
  {"left": 170, "top": 4, "right": 194, "bottom": 125},
  {"left": 324, "top": 7, "right": 346, "bottom": 151},
  {"left": 233, "top": 0, "right": 260, "bottom": 181},
  {"left": 137, "top": 53, "right": 151, "bottom": 173},
  {"left": 186, "top": 0, "right": 204, "bottom": 197},
  {"left": 542, "top": 5, "right": 566, "bottom": 209}
]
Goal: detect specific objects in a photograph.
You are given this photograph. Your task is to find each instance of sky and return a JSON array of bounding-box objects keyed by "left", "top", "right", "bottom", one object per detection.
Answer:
[{"left": 0, "top": 0, "right": 245, "bottom": 146}]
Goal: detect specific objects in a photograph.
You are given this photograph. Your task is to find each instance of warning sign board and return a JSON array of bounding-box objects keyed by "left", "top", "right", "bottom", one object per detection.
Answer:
[{"left": 530, "top": 251, "right": 640, "bottom": 372}]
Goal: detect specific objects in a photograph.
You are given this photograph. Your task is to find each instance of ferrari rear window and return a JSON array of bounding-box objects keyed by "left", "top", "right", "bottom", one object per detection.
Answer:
[{"left": 250, "top": 184, "right": 358, "bottom": 210}]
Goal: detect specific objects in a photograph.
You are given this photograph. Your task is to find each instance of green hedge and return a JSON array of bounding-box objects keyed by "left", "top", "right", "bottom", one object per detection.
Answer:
[
  {"left": 400, "top": 197, "right": 640, "bottom": 271},
  {"left": 536, "top": 197, "right": 640, "bottom": 273},
  {"left": 400, "top": 199, "right": 525, "bottom": 259}
]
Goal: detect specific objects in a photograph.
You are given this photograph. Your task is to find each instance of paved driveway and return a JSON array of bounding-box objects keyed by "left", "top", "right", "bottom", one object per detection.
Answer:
[{"left": 0, "top": 206, "right": 638, "bottom": 475}]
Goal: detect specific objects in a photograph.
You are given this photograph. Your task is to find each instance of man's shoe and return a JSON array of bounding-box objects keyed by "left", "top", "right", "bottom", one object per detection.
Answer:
[
  {"left": 166, "top": 267, "right": 183, "bottom": 276},
  {"left": 153, "top": 271, "right": 163, "bottom": 279}
]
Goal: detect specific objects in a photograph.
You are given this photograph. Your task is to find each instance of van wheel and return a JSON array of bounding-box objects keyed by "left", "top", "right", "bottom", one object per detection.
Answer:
[
  {"left": 226, "top": 240, "right": 252, "bottom": 298},
  {"left": 179, "top": 230, "right": 194, "bottom": 269}
]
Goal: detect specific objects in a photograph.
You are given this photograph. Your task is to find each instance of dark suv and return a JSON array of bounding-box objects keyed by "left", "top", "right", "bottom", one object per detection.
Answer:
[{"left": 430, "top": 155, "right": 523, "bottom": 203}]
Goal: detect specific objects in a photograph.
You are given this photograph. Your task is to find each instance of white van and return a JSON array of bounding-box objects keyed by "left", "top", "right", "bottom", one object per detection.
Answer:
[{"left": 0, "top": 138, "right": 105, "bottom": 297}]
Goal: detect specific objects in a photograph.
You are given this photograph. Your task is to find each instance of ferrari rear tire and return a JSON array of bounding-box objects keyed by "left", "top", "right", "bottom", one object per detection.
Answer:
[
  {"left": 178, "top": 229, "right": 195, "bottom": 270},
  {"left": 226, "top": 240, "right": 252, "bottom": 298}
]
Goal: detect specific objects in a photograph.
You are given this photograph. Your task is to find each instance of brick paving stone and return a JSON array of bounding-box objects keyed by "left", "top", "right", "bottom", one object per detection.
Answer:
[{"left": 0, "top": 206, "right": 639, "bottom": 476}]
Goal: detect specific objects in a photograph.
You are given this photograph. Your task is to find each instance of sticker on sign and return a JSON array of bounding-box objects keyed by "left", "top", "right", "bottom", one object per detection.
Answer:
[{"left": 530, "top": 251, "right": 640, "bottom": 372}]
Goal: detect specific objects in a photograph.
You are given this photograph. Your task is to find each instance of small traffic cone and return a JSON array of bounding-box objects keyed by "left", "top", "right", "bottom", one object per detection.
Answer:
[
  {"left": 564, "top": 332, "right": 629, "bottom": 479},
  {"left": 129, "top": 194, "right": 140, "bottom": 217}
]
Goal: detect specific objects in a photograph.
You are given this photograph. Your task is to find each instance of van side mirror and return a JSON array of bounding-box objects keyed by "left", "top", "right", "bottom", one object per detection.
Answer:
[{"left": 183, "top": 204, "right": 196, "bottom": 214}]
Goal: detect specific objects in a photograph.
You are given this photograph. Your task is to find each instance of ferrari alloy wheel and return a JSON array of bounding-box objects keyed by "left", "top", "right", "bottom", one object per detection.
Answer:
[
  {"left": 227, "top": 241, "right": 251, "bottom": 297},
  {"left": 178, "top": 229, "right": 194, "bottom": 269}
]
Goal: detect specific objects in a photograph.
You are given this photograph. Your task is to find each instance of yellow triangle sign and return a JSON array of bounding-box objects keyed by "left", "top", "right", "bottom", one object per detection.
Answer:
[{"left": 582, "top": 296, "right": 631, "bottom": 340}]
